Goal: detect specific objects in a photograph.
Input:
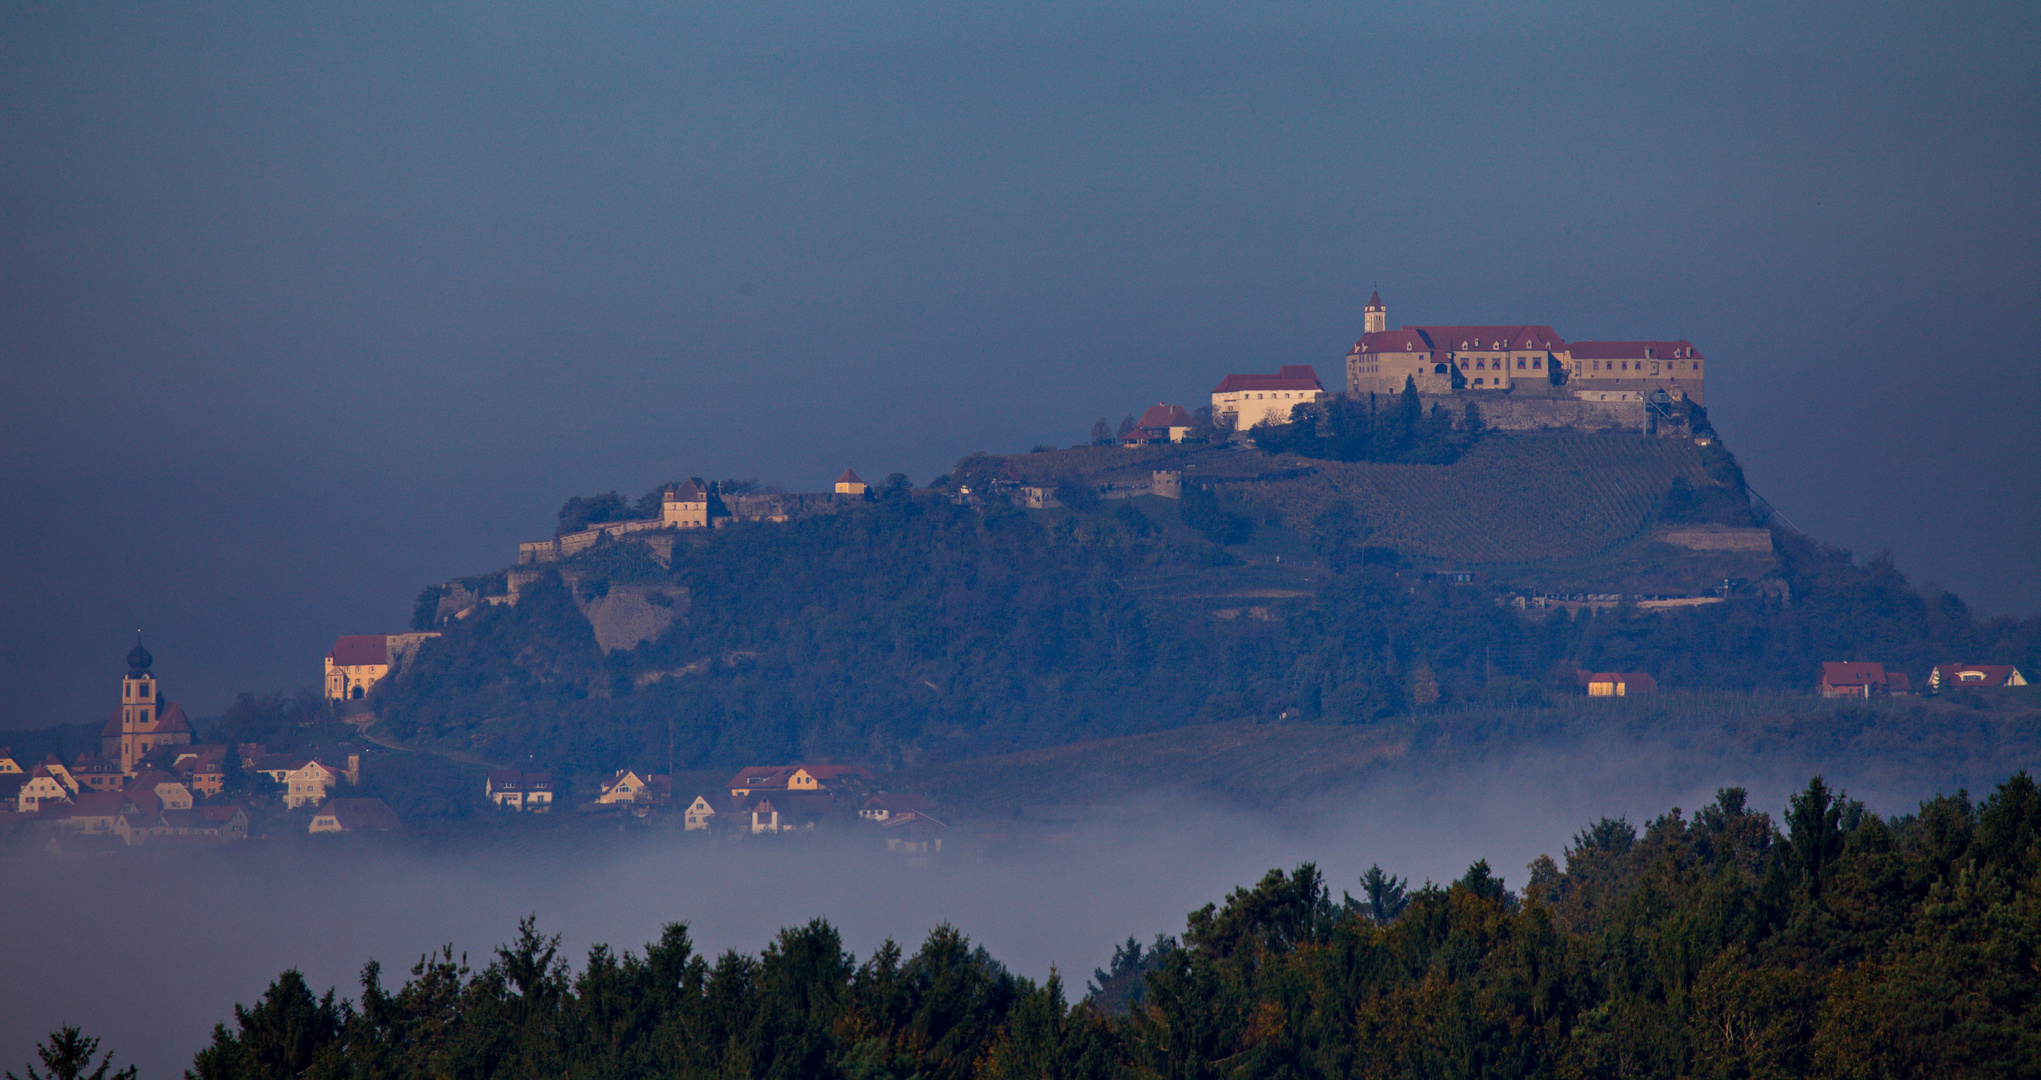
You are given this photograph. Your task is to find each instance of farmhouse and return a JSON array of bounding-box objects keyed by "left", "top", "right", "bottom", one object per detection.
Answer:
[
  {"left": 1819, "top": 662, "right": 1913, "bottom": 698},
  {"left": 1928, "top": 664, "right": 2027, "bottom": 691}
]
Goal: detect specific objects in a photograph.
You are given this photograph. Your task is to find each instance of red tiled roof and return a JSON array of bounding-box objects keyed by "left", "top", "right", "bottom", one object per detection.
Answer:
[
  {"left": 864, "top": 792, "right": 934, "bottom": 813},
  {"left": 328, "top": 635, "right": 390, "bottom": 667},
  {"left": 1136, "top": 404, "right": 1195, "bottom": 430},
  {"left": 1212, "top": 365, "right": 1326, "bottom": 394},
  {"left": 1821, "top": 662, "right": 1890, "bottom": 688},
  {"left": 319, "top": 797, "right": 401, "bottom": 831},
  {"left": 1352, "top": 325, "right": 1566, "bottom": 355},
  {"left": 1931, "top": 663, "right": 2024, "bottom": 688},
  {"left": 838, "top": 469, "right": 865, "bottom": 485},
  {"left": 154, "top": 702, "right": 192, "bottom": 735},
  {"left": 1567, "top": 340, "right": 1702, "bottom": 360}
]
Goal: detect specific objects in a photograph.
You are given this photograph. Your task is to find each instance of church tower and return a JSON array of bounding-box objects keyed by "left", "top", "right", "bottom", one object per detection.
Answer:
[
  {"left": 118, "top": 637, "right": 157, "bottom": 773},
  {"left": 1364, "top": 291, "right": 1387, "bottom": 334}
]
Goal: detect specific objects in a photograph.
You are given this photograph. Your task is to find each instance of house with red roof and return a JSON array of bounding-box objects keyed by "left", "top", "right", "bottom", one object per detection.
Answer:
[
  {"left": 486, "top": 769, "right": 554, "bottom": 811},
  {"left": 725, "top": 764, "right": 875, "bottom": 799},
  {"left": 1928, "top": 663, "right": 2027, "bottom": 691},
  {"left": 835, "top": 469, "right": 868, "bottom": 496},
  {"left": 1211, "top": 366, "right": 1328, "bottom": 432},
  {"left": 860, "top": 791, "right": 934, "bottom": 822},
  {"left": 1819, "top": 662, "right": 1913, "bottom": 698},
  {"left": 1123, "top": 404, "right": 1197, "bottom": 445},
  {"left": 310, "top": 797, "right": 401, "bottom": 833}
]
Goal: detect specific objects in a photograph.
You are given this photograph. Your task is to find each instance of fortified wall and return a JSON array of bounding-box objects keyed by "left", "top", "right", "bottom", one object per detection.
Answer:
[{"left": 1410, "top": 391, "right": 1653, "bottom": 433}]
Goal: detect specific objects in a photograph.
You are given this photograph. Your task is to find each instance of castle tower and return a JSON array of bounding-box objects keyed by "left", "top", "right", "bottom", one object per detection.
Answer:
[
  {"left": 118, "top": 637, "right": 157, "bottom": 773},
  {"left": 1363, "top": 291, "right": 1387, "bottom": 334}
]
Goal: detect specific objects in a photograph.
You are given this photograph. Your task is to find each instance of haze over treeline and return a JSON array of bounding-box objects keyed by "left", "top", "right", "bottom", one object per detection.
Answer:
[
  {"left": 7, "top": 765, "right": 2035, "bottom": 1078},
  {"left": 3, "top": 0, "right": 2037, "bottom": 722}
]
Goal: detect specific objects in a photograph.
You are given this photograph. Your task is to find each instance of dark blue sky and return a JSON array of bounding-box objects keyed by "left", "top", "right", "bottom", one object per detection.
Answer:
[{"left": 4, "top": 1, "right": 2036, "bottom": 725}]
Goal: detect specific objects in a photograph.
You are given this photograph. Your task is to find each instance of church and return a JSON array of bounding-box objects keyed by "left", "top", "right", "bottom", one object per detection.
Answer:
[
  {"left": 1343, "top": 293, "right": 1705, "bottom": 406},
  {"left": 99, "top": 638, "right": 193, "bottom": 775}
]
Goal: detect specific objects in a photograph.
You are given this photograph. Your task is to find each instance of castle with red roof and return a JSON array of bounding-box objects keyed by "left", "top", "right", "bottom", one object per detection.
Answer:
[{"left": 1343, "top": 292, "right": 1705, "bottom": 406}]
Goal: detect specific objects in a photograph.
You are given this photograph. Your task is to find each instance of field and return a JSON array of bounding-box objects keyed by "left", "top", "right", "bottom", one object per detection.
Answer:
[{"left": 898, "top": 692, "right": 2041, "bottom": 824}]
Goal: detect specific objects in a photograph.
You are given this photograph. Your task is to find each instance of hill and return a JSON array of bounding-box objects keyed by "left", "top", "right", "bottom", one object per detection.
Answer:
[{"left": 358, "top": 430, "right": 2040, "bottom": 796}]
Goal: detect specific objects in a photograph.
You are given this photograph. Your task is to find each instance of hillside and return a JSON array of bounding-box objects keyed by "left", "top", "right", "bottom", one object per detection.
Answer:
[
  {"left": 363, "top": 431, "right": 2039, "bottom": 793},
  {"left": 996, "top": 432, "right": 1746, "bottom": 566},
  {"left": 895, "top": 691, "right": 2041, "bottom": 823}
]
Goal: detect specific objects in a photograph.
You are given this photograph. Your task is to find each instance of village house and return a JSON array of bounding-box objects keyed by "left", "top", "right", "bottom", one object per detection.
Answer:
[
  {"left": 18, "top": 765, "right": 74, "bottom": 813},
  {"left": 486, "top": 769, "right": 555, "bottom": 811},
  {"left": 835, "top": 469, "right": 868, "bottom": 496},
  {"left": 1211, "top": 366, "right": 1329, "bottom": 431},
  {"left": 0, "top": 749, "right": 20, "bottom": 775},
  {"left": 726, "top": 764, "right": 875, "bottom": 800},
  {"left": 101, "top": 639, "right": 194, "bottom": 774},
  {"left": 1586, "top": 672, "right": 1658, "bottom": 697},
  {"left": 69, "top": 755, "right": 128, "bottom": 792},
  {"left": 860, "top": 792, "right": 934, "bottom": 822},
  {"left": 883, "top": 811, "right": 948, "bottom": 865},
  {"left": 1123, "top": 404, "right": 1196, "bottom": 445},
  {"left": 682, "top": 794, "right": 721, "bottom": 831},
  {"left": 1820, "top": 662, "right": 1914, "bottom": 698},
  {"left": 282, "top": 760, "right": 345, "bottom": 809},
  {"left": 593, "top": 770, "right": 671, "bottom": 809},
  {"left": 309, "top": 798, "right": 401, "bottom": 834},
  {"left": 1928, "top": 663, "right": 2028, "bottom": 691}
]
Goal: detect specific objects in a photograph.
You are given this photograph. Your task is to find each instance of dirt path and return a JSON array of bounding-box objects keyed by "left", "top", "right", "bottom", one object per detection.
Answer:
[{"left": 348, "top": 713, "right": 505, "bottom": 769}]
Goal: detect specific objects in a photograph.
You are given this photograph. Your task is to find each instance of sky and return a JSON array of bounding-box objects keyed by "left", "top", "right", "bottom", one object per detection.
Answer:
[{"left": 3, "top": 0, "right": 2037, "bottom": 726}]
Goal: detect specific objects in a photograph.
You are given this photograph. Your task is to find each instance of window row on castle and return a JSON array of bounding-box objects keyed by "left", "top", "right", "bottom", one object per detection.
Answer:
[{"left": 1586, "top": 360, "right": 1702, "bottom": 373}]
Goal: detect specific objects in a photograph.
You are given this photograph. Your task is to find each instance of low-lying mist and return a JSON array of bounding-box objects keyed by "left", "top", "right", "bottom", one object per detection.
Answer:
[{"left": 3, "top": 730, "right": 2026, "bottom": 1077}]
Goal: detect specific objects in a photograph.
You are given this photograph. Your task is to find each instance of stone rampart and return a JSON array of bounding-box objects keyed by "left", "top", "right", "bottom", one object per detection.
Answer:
[{"left": 1424, "top": 392, "right": 1648, "bottom": 432}]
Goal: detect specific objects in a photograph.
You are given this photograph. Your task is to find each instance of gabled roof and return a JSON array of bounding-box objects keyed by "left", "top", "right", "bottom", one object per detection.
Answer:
[
  {"left": 1931, "top": 663, "right": 2025, "bottom": 688},
  {"left": 153, "top": 702, "right": 192, "bottom": 735},
  {"left": 1567, "top": 340, "right": 1701, "bottom": 360},
  {"left": 863, "top": 791, "right": 934, "bottom": 813},
  {"left": 328, "top": 635, "right": 391, "bottom": 667},
  {"left": 1352, "top": 325, "right": 1565, "bottom": 355},
  {"left": 1821, "top": 662, "right": 1891, "bottom": 687},
  {"left": 1136, "top": 404, "right": 1195, "bottom": 430},
  {"left": 317, "top": 797, "right": 402, "bottom": 831},
  {"left": 1350, "top": 329, "right": 1434, "bottom": 354},
  {"left": 1212, "top": 366, "right": 1326, "bottom": 394}
]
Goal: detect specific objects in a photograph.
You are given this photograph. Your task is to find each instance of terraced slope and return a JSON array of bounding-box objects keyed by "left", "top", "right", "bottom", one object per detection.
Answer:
[{"left": 1244, "top": 434, "right": 1726, "bottom": 563}]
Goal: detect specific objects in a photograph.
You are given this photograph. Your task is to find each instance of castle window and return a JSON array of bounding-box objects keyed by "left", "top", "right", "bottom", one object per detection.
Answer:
[
  {"left": 1474, "top": 378, "right": 1485, "bottom": 385},
  {"left": 1532, "top": 358, "right": 1543, "bottom": 369},
  {"left": 1516, "top": 358, "right": 1526, "bottom": 368}
]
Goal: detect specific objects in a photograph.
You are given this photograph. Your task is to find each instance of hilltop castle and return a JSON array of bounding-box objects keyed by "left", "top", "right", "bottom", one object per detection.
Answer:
[{"left": 1344, "top": 293, "right": 1705, "bottom": 406}]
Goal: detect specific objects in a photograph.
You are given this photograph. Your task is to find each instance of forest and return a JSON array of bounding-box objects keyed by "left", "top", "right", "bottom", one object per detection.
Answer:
[
  {"left": 52, "top": 771, "right": 2027, "bottom": 1078},
  {"left": 371, "top": 475, "right": 2041, "bottom": 785}
]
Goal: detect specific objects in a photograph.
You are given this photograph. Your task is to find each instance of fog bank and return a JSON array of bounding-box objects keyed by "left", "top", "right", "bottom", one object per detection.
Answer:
[{"left": 2, "top": 737, "right": 2020, "bottom": 1077}]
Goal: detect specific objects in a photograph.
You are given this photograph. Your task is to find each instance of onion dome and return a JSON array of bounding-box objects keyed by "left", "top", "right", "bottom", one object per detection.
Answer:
[{"left": 127, "top": 636, "right": 153, "bottom": 677}]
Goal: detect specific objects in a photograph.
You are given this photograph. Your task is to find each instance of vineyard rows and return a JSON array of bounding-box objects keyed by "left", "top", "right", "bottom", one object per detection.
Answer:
[{"left": 1252, "top": 434, "right": 1718, "bottom": 563}]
